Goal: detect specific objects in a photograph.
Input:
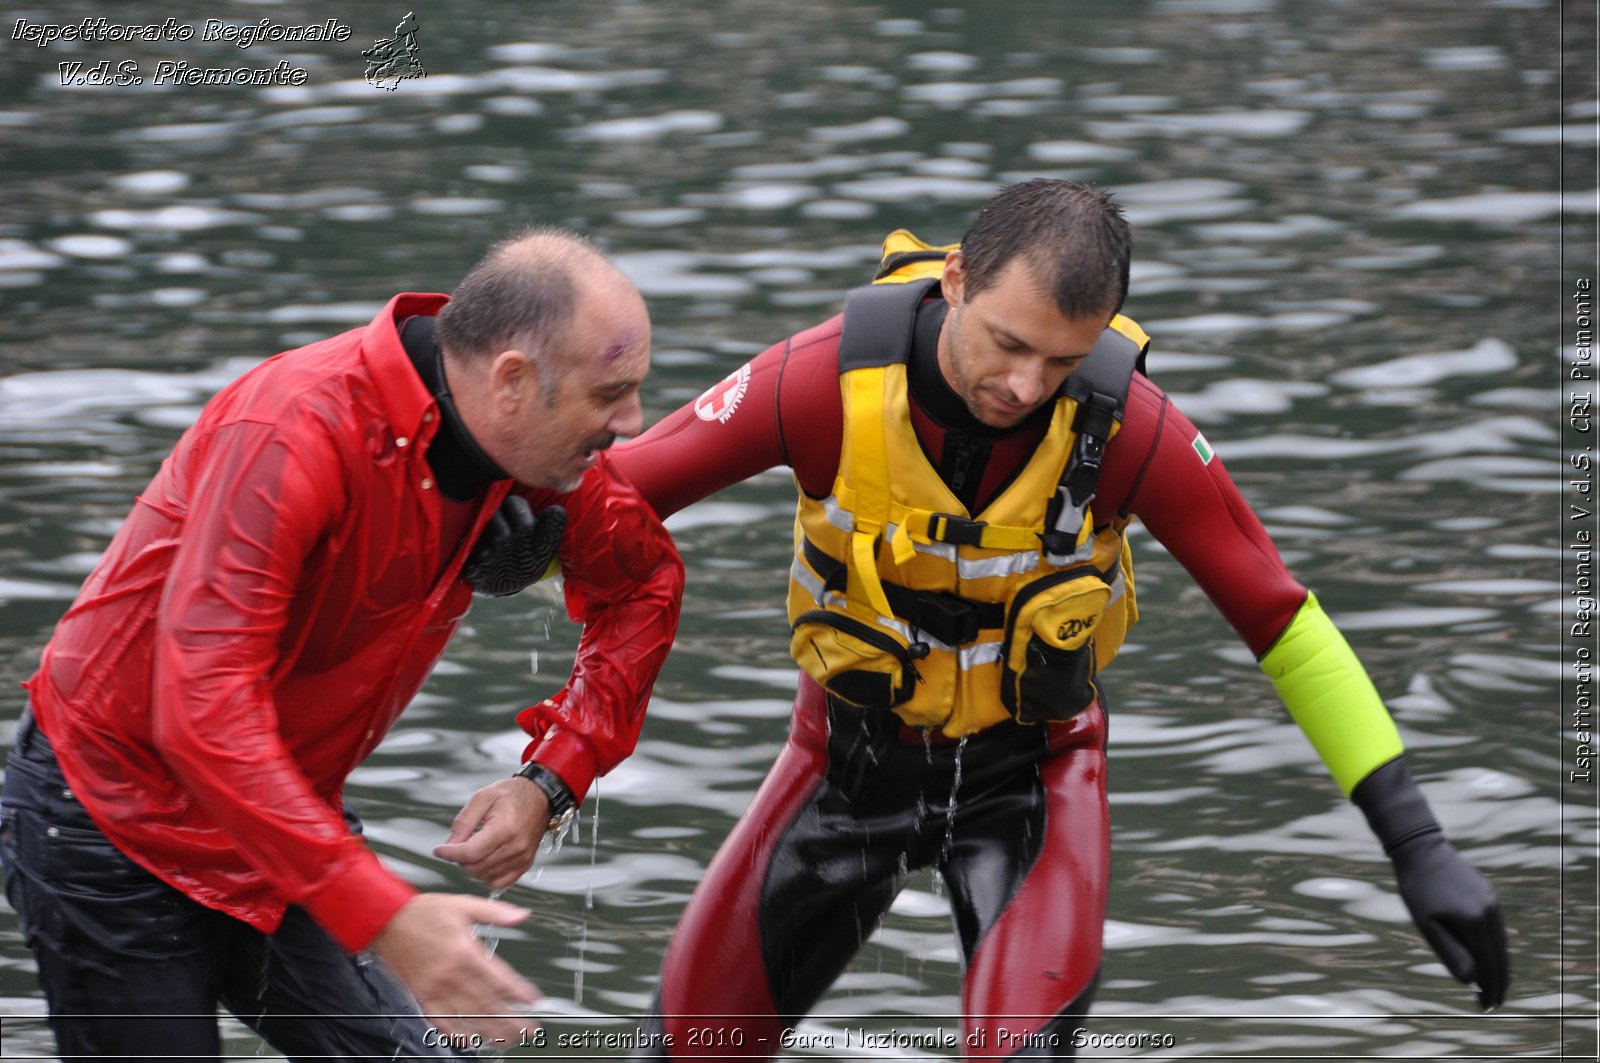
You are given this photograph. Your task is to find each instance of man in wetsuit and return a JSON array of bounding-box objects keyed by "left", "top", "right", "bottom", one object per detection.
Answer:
[
  {"left": 611, "top": 181, "right": 1509, "bottom": 1058},
  {"left": 2, "top": 228, "right": 683, "bottom": 1057}
]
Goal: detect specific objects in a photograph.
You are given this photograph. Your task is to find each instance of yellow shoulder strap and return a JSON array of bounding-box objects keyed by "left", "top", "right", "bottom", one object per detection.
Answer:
[{"left": 841, "top": 369, "right": 897, "bottom": 617}]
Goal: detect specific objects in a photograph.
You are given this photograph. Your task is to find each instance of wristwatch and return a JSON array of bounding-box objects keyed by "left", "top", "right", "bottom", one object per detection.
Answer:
[{"left": 514, "top": 761, "right": 578, "bottom": 832}]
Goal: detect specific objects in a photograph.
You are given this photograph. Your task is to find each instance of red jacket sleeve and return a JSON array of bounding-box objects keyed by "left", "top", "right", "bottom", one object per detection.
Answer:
[
  {"left": 1099, "top": 375, "right": 1308, "bottom": 655},
  {"left": 515, "top": 451, "right": 685, "bottom": 802},
  {"left": 152, "top": 419, "right": 416, "bottom": 953}
]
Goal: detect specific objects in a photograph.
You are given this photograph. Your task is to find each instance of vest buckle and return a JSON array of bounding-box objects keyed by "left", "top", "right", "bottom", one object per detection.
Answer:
[
  {"left": 928, "top": 512, "right": 987, "bottom": 547},
  {"left": 908, "top": 591, "right": 983, "bottom": 646}
]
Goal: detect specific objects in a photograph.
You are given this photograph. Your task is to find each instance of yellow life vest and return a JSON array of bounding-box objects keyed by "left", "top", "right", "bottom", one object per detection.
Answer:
[{"left": 787, "top": 230, "right": 1148, "bottom": 736}]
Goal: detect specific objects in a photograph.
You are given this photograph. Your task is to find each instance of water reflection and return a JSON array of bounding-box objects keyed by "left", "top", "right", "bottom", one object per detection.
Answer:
[{"left": 0, "top": 0, "right": 1586, "bottom": 1057}]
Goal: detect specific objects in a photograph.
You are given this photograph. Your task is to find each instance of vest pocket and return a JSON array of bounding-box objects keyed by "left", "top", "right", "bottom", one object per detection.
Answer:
[
  {"left": 791, "top": 609, "right": 926, "bottom": 709},
  {"left": 1001, "top": 566, "right": 1112, "bottom": 724}
]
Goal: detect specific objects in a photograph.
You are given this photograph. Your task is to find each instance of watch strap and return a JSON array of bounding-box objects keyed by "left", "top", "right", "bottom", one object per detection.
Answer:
[{"left": 515, "top": 760, "right": 577, "bottom": 830}]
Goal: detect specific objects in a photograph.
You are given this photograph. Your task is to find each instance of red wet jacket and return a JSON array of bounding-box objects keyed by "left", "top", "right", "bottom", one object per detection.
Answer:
[
  {"left": 24, "top": 294, "right": 684, "bottom": 952},
  {"left": 613, "top": 311, "right": 1304, "bottom": 657}
]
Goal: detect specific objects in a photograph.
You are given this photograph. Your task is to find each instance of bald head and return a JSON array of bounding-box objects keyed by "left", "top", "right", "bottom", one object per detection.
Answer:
[
  {"left": 435, "top": 226, "right": 630, "bottom": 380},
  {"left": 435, "top": 226, "right": 652, "bottom": 491}
]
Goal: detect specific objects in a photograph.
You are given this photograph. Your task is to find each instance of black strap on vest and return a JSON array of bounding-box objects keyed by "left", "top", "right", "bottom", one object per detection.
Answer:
[
  {"left": 838, "top": 278, "right": 940, "bottom": 371},
  {"left": 802, "top": 538, "right": 1005, "bottom": 645},
  {"left": 1047, "top": 326, "right": 1145, "bottom": 551}
]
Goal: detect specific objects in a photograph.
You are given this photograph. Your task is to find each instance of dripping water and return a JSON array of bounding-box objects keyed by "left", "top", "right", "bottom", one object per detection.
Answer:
[
  {"left": 941, "top": 736, "right": 967, "bottom": 865},
  {"left": 527, "top": 608, "right": 556, "bottom": 676},
  {"left": 859, "top": 717, "right": 878, "bottom": 765},
  {"left": 480, "top": 887, "right": 507, "bottom": 958},
  {"left": 542, "top": 813, "right": 576, "bottom": 857},
  {"left": 574, "top": 783, "right": 601, "bottom": 1005}
]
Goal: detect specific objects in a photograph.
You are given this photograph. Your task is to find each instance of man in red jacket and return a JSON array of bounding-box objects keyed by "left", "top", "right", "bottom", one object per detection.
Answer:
[
  {"left": 2, "top": 228, "right": 684, "bottom": 1057},
  {"left": 611, "top": 181, "right": 1508, "bottom": 1059}
]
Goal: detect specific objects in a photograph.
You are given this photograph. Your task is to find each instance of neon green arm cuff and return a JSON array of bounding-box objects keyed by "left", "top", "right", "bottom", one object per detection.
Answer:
[{"left": 1259, "top": 592, "right": 1404, "bottom": 795}]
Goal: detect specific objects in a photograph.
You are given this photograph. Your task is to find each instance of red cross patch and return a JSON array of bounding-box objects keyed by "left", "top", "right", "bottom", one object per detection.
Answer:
[{"left": 693, "top": 363, "right": 751, "bottom": 424}]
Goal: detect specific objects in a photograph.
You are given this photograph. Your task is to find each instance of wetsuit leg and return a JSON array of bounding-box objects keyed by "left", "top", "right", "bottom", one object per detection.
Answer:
[
  {"left": 945, "top": 705, "right": 1109, "bottom": 1060},
  {"left": 642, "top": 680, "right": 908, "bottom": 1061},
  {"left": 1, "top": 711, "right": 230, "bottom": 1060}
]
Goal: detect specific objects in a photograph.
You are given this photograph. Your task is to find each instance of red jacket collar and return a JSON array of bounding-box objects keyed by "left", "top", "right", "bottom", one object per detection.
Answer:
[{"left": 360, "top": 292, "right": 449, "bottom": 444}]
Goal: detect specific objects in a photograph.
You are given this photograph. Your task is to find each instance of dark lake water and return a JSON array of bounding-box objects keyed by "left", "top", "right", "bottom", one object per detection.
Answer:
[{"left": 0, "top": 0, "right": 1594, "bottom": 1057}]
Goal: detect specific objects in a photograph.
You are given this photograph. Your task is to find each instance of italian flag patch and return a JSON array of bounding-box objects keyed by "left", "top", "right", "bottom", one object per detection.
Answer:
[{"left": 1191, "top": 431, "right": 1215, "bottom": 465}]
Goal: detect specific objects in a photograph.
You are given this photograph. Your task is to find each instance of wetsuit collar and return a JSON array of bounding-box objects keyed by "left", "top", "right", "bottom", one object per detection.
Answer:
[{"left": 399, "top": 315, "right": 510, "bottom": 502}]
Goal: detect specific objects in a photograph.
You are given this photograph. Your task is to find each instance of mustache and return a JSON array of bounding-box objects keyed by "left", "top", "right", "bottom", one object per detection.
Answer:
[{"left": 583, "top": 433, "right": 618, "bottom": 454}]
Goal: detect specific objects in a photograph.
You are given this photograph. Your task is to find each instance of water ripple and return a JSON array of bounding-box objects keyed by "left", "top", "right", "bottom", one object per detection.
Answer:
[
  {"left": 1393, "top": 191, "right": 1591, "bottom": 224},
  {"left": 569, "top": 110, "right": 725, "bottom": 142},
  {"left": 1329, "top": 338, "right": 1518, "bottom": 388},
  {"left": 88, "top": 205, "right": 264, "bottom": 232}
]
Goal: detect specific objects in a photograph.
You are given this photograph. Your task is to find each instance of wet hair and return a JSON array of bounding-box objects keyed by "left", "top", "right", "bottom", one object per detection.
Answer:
[
  {"left": 958, "top": 180, "right": 1132, "bottom": 319},
  {"left": 435, "top": 226, "right": 604, "bottom": 401}
]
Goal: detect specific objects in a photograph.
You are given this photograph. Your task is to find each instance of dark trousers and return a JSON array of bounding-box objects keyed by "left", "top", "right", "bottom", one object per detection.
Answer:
[
  {"left": 641, "top": 681, "right": 1109, "bottom": 1061},
  {"left": 0, "top": 710, "right": 470, "bottom": 1062}
]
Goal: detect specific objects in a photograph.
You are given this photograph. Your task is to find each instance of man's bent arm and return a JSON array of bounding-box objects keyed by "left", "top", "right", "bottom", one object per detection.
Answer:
[
  {"left": 612, "top": 320, "right": 846, "bottom": 520},
  {"left": 514, "top": 453, "right": 685, "bottom": 802}
]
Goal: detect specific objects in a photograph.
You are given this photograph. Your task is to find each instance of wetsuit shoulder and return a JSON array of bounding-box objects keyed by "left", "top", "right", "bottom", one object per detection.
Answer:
[
  {"left": 777, "top": 316, "right": 848, "bottom": 498},
  {"left": 610, "top": 316, "right": 844, "bottom": 519}
]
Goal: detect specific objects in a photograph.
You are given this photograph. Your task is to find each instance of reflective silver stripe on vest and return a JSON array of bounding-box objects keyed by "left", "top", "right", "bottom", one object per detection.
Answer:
[
  {"left": 791, "top": 556, "right": 829, "bottom": 607},
  {"left": 1044, "top": 529, "right": 1104, "bottom": 568},
  {"left": 820, "top": 495, "right": 1047, "bottom": 581},
  {"left": 960, "top": 642, "right": 1004, "bottom": 668}
]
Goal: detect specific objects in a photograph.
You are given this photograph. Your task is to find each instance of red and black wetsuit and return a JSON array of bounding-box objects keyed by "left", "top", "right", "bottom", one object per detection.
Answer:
[{"left": 612, "top": 298, "right": 1307, "bottom": 1059}]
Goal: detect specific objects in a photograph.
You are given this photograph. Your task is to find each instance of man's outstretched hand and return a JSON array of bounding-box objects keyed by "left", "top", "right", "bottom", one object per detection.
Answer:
[
  {"left": 1389, "top": 829, "right": 1511, "bottom": 1010},
  {"left": 434, "top": 776, "right": 550, "bottom": 892},
  {"left": 1354, "top": 755, "right": 1511, "bottom": 1011},
  {"left": 373, "top": 893, "right": 542, "bottom": 1042}
]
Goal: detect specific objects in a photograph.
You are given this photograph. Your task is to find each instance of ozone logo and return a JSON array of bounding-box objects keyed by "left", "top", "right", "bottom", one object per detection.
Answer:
[
  {"left": 1055, "top": 616, "right": 1099, "bottom": 643},
  {"left": 693, "top": 363, "right": 751, "bottom": 424}
]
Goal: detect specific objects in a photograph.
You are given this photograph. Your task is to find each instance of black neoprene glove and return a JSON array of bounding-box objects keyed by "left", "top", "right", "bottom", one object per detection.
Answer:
[
  {"left": 462, "top": 496, "right": 566, "bottom": 597},
  {"left": 1351, "top": 755, "right": 1510, "bottom": 1010}
]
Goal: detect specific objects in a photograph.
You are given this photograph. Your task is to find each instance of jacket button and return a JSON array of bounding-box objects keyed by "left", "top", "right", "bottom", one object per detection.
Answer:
[
  {"left": 421, "top": 477, "right": 433, "bottom": 490},
  {"left": 396, "top": 436, "right": 409, "bottom": 448}
]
